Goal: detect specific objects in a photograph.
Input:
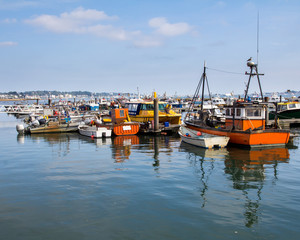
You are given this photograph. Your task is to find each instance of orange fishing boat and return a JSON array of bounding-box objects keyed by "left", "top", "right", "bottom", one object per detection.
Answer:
[
  {"left": 111, "top": 108, "right": 140, "bottom": 136},
  {"left": 184, "top": 59, "right": 290, "bottom": 147}
]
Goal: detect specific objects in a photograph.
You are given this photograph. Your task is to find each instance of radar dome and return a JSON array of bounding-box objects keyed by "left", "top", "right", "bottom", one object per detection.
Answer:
[{"left": 247, "top": 61, "right": 256, "bottom": 67}]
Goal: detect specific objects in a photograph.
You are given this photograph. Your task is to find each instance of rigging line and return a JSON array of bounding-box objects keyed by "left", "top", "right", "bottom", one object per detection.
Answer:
[{"left": 206, "top": 67, "right": 244, "bottom": 75}]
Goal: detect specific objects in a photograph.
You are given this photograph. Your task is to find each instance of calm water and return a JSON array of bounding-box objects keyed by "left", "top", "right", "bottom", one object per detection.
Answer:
[{"left": 0, "top": 114, "right": 300, "bottom": 240}]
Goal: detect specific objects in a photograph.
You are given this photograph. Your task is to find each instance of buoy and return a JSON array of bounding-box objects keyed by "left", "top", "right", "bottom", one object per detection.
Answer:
[
  {"left": 16, "top": 124, "right": 25, "bottom": 134},
  {"left": 91, "top": 135, "right": 94, "bottom": 139},
  {"left": 197, "top": 132, "right": 202, "bottom": 136}
]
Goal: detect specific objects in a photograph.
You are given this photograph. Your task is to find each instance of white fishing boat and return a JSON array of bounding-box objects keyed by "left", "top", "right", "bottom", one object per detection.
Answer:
[
  {"left": 179, "top": 125, "right": 229, "bottom": 149},
  {"left": 78, "top": 124, "right": 112, "bottom": 138}
]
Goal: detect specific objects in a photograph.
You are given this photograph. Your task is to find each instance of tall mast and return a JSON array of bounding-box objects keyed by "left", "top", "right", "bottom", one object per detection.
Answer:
[
  {"left": 184, "top": 61, "right": 211, "bottom": 121},
  {"left": 201, "top": 62, "right": 206, "bottom": 111},
  {"left": 244, "top": 59, "right": 264, "bottom": 101},
  {"left": 257, "top": 11, "right": 259, "bottom": 65}
]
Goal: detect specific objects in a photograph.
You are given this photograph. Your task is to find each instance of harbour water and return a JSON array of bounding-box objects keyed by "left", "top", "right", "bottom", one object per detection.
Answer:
[{"left": 0, "top": 114, "right": 299, "bottom": 240}]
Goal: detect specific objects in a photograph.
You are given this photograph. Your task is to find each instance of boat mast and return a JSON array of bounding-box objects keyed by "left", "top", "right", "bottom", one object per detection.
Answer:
[
  {"left": 201, "top": 62, "right": 206, "bottom": 111},
  {"left": 244, "top": 60, "right": 264, "bottom": 101},
  {"left": 184, "top": 61, "right": 212, "bottom": 121}
]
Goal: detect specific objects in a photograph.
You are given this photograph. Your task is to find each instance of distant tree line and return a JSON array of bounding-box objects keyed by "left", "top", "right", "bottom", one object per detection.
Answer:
[{"left": 0, "top": 91, "right": 130, "bottom": 97}]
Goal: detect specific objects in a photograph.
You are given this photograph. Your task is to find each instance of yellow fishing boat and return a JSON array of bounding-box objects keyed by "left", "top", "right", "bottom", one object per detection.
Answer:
[{"left": 124, "top": 101, "right": 181, "bottom": 124}]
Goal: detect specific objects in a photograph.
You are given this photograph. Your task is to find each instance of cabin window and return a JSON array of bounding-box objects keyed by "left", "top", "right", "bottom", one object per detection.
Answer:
[
  {"left": 159, "top": 104, "right": 167, "bottom": 110},
  {"left": 141, "top": 104, "right": 153, "bottom": 110},
  {"left": 246, "top": 109, "right": 261, "bottom": 117},
  {"left": 133, "top": 104, "right": 138, "bottom": 111},
  {"left": 225, "top": 109, "right": 231, "bottom": 116},
  {"left": 281, "top": 105, "right": 287, "bottom": 111},
  {"left": 127, "top": 104, "right": 138, "bottom": 112},
  {"left": 141, "top": 104, "right": 166, "bottom": 110},
  {"left": 119, "top": 109, "right": 125, "bottom": 117},
  {"left": 289, "top": 104, "right": 296, "bottom": 109},
  {"left": 236, "top": 108, "right": 241, "bottom": 116}
]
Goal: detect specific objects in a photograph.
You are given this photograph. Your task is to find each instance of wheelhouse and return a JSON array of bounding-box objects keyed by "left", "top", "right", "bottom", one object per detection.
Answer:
[
  {"left": 224, "top": 102, "right": 267, "bottom": 131},
  {"left": 125, "top": 102, "right": 167, "bottom": 116}
]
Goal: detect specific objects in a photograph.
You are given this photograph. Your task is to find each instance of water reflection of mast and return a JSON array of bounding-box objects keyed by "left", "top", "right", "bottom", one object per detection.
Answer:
[{"left": 180, "top": 143, "right": 224, "bottom": 208}]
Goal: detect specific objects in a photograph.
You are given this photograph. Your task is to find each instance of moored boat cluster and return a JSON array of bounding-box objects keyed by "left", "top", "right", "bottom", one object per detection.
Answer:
[{"left": 1, "top": 58, "right": 299, "bottom": 148}]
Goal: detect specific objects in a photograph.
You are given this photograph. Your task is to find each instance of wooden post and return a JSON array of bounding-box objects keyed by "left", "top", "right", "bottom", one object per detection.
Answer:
[
  {"left": 232, "top": 101, "right": 236, "bottom": 130},
  {"left": 154, "top": 97, "right": 159, "bottom": 133},
  {"left": 265, "top": 105, "right": 269, "bottom": 129},
  {"left": 274, "top": 102, "right": 278, "bottom": 129}
]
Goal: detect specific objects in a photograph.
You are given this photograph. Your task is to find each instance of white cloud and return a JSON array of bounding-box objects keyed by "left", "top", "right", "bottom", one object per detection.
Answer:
[
  {"left": 24, "top": 7, "right": 124, "bottom": 39},
  {"left": 24, "top": 7, "right": 194, "bottom": 47},
  {"left": 0, "top": 41, "right": 18, "bottom": 46},
  {"left": 1, "top": 18, "right": 17, "bottom": 23},
  {"left": 60, "top": 7, "right": 118, "bottom": 21},
  {"left": 149, "top": 17, "right": 193, "bottom": 36},
  {"left": 86, "top": 24, "right": 130, "bottom": 40}
]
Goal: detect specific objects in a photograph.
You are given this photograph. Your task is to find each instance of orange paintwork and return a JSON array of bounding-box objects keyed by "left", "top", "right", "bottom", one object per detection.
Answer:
[
  {"left": 113, "top": 135, "right": 140, "bottom": 146},
  {"left": 186, "top": 124, "right": 290, "bottom": 146},
  {"left": 111, "top": 108, "right": 130, "bottom": 124},
  {"left": 225, "top": 147, "right": 289, "bottom": 173},
  {"left": 113, "top": 123, "right": 140, "bottom": 136},
  {"left": 225, "top": 119, "right": 265, "bottom": 131},
  {"left": 112, "top": 135, "right": 140, "bottom": 163}
]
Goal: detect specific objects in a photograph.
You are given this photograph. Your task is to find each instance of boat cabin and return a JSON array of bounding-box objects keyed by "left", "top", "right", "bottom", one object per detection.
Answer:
[
  {"left": 125, "top": 102, "right": 167, "bottom": 116},
  {"left": 224, "top": 102, "right": 267, "bottom": 131},
  {"left": 111, "top": 108, "right": 130, "bottom": 124},
  {"left": 277, "top": 102, "right": 300, "bottom": 112},
  {"left": 124, "top": 101, "right": 181, "bottom": 124}
]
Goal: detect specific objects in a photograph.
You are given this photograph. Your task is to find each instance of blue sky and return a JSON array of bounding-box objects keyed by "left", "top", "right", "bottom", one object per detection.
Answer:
[{"left": 0, "top": 0, "right": 299, "bottom": 96}]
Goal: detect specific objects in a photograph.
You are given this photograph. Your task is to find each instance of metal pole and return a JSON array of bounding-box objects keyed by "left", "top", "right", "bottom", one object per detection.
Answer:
[
  {"left": 255, "top": 66, "right": 264, "bottom": 100},
  {"left": 244, "top": 66, "right": 253, "bottom": 101}
]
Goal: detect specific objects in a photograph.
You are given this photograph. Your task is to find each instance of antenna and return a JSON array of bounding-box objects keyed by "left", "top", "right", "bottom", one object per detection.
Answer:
[{"left": 257, "top": 11, "right": 259, "bottom": 65}]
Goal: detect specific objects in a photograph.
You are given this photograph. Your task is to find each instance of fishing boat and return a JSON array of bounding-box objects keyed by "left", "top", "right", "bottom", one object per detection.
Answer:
[
  {"left": 94, "top": 108, "right": 140, "bottom": 136},
  {"left": 78, "top": 125, "right": 112, "bottom": 138},
  {"left": 184, "top": 59, "right": 290, "bottom": 147},
  {"left": 124, "top": 101, "right": 181, "bottom": 125},
  {"left": 110, "top": 108, "right": 140, "bottom": 135},
  {"left": 29, "top": 120, "right": 79, "bottom": 134},
  {"left": 179, "top": 125, "right": 229, "bottom": 148},
  {"left": 269, "top": 101, "right": 300, "bottom": 120},
  {"left": 16, "top": 116, "right": 80, "bottom": 134}
]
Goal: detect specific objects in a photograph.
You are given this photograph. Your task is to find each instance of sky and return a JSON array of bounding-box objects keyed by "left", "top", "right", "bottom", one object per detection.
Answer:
[{"left": 0, "top": 0, "right": 299, "bottom": 96}]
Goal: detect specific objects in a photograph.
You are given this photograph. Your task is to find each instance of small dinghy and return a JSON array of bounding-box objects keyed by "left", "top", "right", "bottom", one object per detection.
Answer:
[
  {"left": 78, "top": 124, "right": 112, "bottom": 138},
  {"left": 179, "top": 126, "right": 229, "bottom": 149}
]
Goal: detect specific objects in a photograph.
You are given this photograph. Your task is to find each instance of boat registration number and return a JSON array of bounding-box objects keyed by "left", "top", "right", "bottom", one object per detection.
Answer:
[{"left": 123, "top": 125, "right": 132, "bottom": 131}]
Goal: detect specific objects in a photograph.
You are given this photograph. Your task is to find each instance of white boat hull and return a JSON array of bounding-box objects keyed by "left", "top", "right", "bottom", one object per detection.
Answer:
[
  {"left": 78, "top": 125, "right": 112, "bottom": 138},
  {"left": 179, "top": 126, "right": 229, "bottom": 149}
]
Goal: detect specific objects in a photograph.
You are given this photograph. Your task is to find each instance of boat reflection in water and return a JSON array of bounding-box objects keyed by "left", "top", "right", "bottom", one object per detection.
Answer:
[
  {"left": 179, "top": 142, "right": 229, "bottom": 208},
  {"left": 225, "top": 147, "right": 290, "bottom": 227},
  {"left": 110, "top": 135, "right": 175, "bottom": 173},
  {"left": 111, "top": 135, "right": 140, "bottom": 164},
  {"left": 179, "top": 143, "right": 290, "bottom": 227},
  {"left": 17, "top": 133, "right": 80, "bottom": 157}
]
